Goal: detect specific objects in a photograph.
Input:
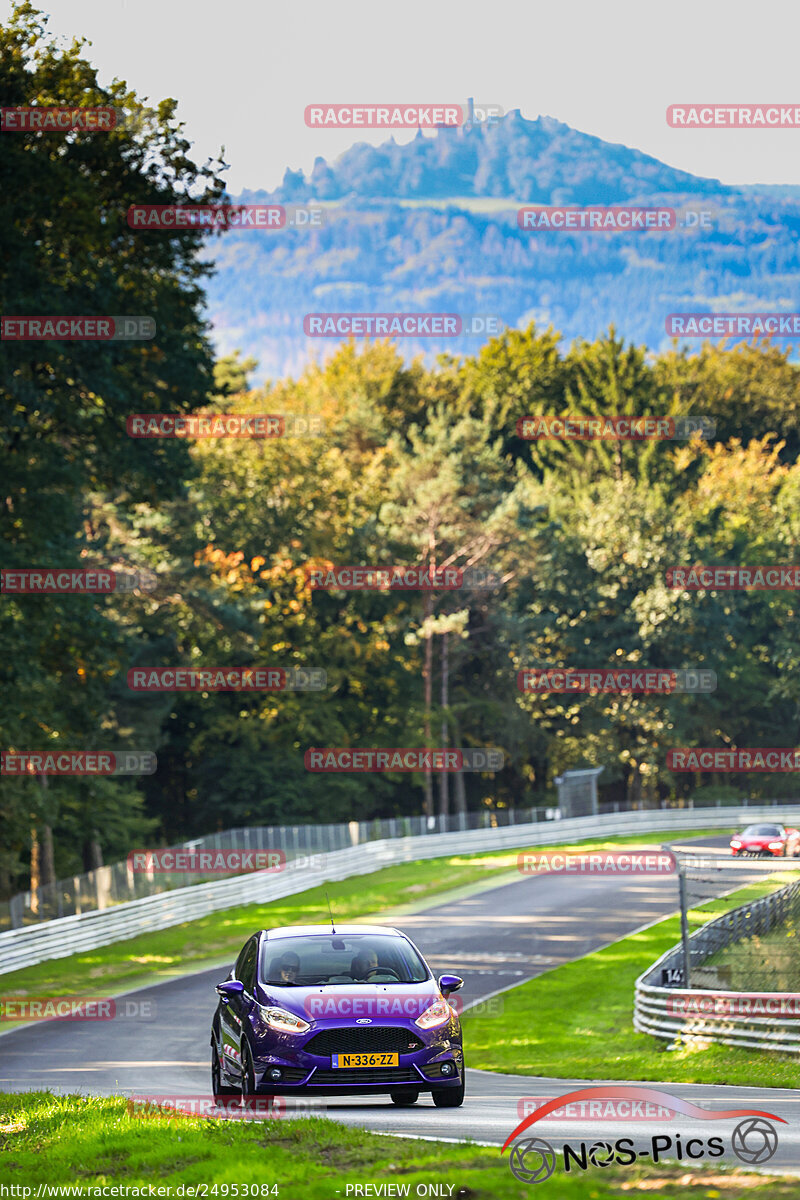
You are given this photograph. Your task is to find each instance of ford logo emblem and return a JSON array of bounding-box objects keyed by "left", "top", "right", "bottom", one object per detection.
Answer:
[{"left": 356, "top": 1018, "right": 372, "bottom": 1024}]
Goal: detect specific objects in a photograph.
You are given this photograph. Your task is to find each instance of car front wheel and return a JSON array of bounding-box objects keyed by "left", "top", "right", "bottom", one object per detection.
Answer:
[
  {"left": 390, "top": 1090, "right": 419, "bottom": 1106},
  {"left": 432, "top": 1066, "right": 465, "bottom": 1108},
  {"left": 239, "top": 1039, "right": 276, "bottom": 1113}
]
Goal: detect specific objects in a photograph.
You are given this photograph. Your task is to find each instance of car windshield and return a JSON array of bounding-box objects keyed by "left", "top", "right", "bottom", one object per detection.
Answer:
[
  {"left": 742, "top": 825, "right": 783, "bottom": 836},
  {"left": 260, "top": 934, "right": 430, "bottom": 986}
]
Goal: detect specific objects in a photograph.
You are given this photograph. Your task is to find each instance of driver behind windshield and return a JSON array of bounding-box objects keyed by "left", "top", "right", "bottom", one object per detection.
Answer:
[
  {"left": 351, "top": 950, "right": 380, "bottom": 980},
  {"left": 276, "top": 951, "right": 300, "bottom": 983}
]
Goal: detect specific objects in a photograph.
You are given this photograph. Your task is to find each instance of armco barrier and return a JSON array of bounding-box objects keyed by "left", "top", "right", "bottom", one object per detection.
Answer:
[
  {"left": 0, "top": 806, "right": 791, "bottom": 977},
  {"left": 635, "top": 875, "right": 800, "bottom": 1052},
  {"left": 3, "top": 806, "right": 547, "bottom": 931}
]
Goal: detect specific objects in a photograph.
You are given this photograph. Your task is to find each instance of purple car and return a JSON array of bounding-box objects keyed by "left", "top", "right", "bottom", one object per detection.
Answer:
[{"left": 211, "top": 923, "right": 465, "bottom": 1107}]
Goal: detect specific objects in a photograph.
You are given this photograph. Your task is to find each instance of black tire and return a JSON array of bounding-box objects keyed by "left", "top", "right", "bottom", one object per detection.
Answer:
[
  {"left": 239, "top": 1039, "right": 275, "bottom": 1113},
  {"left": 212, "top": 1043, "right": 238, "bottom": 1104},
  {"left": 240, "top": 1038, "right": 256, "bottom": 1099},
  {"left": 432, "top": 1066, "right": 465, "bottom": 1108},
  {"left": 390, "top": 1090, "right": 419, "bottom": 1106}
]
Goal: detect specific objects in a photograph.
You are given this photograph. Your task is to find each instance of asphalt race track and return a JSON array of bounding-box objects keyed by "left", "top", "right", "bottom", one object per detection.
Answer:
[{"left": 3, "top": 834, "right": 799, "bottom": 1172}]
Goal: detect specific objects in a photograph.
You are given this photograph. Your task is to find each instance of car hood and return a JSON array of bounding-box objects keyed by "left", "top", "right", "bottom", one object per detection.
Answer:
[{"left": 255, "top": 980, "right": 441, "bottom": 1023}]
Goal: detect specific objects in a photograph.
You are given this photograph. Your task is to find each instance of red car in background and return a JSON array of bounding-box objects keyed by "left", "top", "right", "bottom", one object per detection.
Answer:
[{"left": 730, "top": 823, "right": 800, "bottom": 857}]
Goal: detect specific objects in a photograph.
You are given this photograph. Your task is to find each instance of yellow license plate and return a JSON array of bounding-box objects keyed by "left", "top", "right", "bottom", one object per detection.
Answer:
[{"left": 332, "top": 1052, "right": 399, "bottom": 1068}]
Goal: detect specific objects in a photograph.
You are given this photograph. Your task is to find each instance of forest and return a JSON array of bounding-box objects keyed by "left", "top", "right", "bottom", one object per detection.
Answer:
[{"left": 3, "top": 5, "right": 800, "bottom": 901}]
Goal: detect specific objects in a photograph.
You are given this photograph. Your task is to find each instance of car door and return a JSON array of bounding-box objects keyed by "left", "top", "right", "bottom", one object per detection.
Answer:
[{"left": 220, "top": 936, "right": 258, "bottom": 1079}]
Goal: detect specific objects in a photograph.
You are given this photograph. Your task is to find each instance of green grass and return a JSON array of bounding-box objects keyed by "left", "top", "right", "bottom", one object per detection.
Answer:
[
  {"left": 463, "top": 872, "right": 800, "bottom": 1088},
  {"left": 0, "top": 1092, "right": 794, "bottom": 1198},
  {"left": 0, "top": 829, "right": 730, "bottom": 1007}
]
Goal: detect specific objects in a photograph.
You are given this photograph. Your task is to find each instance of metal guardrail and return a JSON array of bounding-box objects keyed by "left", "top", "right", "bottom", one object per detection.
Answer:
[
  {"left": 2, "top": 806, "right": 551, "bottom": 932},
  {"left": 8, "top": 794, "right": 798, "bottom": 933},
  {"left": 634, "top": 867, "right": 800, "bottom": 1053},
  {"left": 0, "top": 805, "right": 787, "bottom": 978}
]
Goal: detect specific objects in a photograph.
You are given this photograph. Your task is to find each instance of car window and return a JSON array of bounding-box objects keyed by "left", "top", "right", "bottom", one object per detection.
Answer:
[
  {"left": 238, "top": 938, "right": 259, "bottom": 993},
  {"left": 743, "top": 825, "right": 782, "bottom": 836},
  {"left": 234, "top": 940, "right": 250, "bottom": 979},
  {"left": 260, "top": 934, "right": 430, "bottom": 986}
]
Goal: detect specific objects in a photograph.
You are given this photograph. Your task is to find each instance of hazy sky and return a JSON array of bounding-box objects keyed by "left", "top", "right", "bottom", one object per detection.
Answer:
[{"left": 6, "top": 0, "right": 800, "bottom": 192}]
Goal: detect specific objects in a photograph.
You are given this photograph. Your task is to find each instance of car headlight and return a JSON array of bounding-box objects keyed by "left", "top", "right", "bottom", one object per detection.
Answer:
[
  {"left": 259, "top": 1005, "right": 310, "bottom": 1034},
  {"left": 415, "top": 999, "right": 452, "bottom": 1029},
  {"left": 768, "top": 841, "right": 784, "bottom": 850},
  {"left": 730, "top": 840, "right": 742, "bottom": 848}
]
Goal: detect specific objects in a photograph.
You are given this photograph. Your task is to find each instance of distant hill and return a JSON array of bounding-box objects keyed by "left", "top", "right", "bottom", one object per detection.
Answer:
[
  {"left": 268, "top": 111, "right": 725, "bottom": 203},
  {"left": 203, "top": 111, "right": 800, "bottom": 380}
]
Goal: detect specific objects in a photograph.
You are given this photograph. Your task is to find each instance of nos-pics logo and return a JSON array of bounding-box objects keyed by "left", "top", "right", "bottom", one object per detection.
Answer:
[{"left": 503, "top": 1087, "right": 783, "bottom": 1183}]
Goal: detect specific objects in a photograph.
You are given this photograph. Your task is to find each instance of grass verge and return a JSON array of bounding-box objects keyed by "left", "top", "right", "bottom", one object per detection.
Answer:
[
  {"left": 0, "top": 829, "right": 729, "bottom": 1005},
  {"left": 462, "top": 871, "right": 799, "bottom": 1088},
  {"left": 0, "top": 1092, "right": 795, "bottom": 1199}
]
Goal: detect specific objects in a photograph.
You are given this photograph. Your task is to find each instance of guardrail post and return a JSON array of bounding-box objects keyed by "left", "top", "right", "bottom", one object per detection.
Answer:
[{"left": 678, "top": 869, "right": 691, "bottom": 988}]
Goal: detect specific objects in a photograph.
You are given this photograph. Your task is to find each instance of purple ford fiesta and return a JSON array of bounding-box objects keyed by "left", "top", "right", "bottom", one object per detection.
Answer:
[{"left": 211, "top": 924, "right": 465, "bottom": 1107}]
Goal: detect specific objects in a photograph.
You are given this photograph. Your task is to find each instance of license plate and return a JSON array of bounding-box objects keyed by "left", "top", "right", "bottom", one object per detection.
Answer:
[{"left": 331, "top": 1052, "right": 399, "bottom": 1068}]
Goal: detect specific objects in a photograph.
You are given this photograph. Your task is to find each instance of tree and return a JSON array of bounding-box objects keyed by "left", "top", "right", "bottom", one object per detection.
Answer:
[
  {"left": 378, "top": 407, "right": 534, "bottom": 816},
  {"left": 0, "top": 2, "right": 227, "bottom": 896}
]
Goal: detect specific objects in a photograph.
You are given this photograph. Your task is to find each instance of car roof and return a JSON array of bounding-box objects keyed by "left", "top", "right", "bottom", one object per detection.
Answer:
[{"left": 264, "top": 924, "right": 402, "bottom": 939}]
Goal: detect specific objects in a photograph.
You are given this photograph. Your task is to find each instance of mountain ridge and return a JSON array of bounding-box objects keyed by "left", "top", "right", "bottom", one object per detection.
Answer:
[
  {"left": 236, "top": 111, "right": 726, "bottom": 205},
  {"left": 204, "top": 112, "right": 800, "bottom": 381}
]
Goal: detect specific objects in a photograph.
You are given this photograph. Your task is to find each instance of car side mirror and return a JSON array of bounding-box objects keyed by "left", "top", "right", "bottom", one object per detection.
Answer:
[
  {"left": 216, "top": 980, "right": 245, "bottom": 999},
  {"left": 438, "top": 974, "right": 464, "bottom": 997}
]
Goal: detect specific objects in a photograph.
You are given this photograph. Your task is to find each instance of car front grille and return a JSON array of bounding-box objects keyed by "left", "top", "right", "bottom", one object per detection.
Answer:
[
  {"left": 304, "top": 1027, "right": 424, "bottom": 1056},
  {"left": 310, "top": 1067, "right": 420, "bottom": 1085}
]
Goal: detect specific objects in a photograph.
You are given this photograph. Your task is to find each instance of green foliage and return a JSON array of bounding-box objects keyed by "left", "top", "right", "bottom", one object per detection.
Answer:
[
  {"left": 0, "top": 2, "right": 227, "bottom": 889},
  {"left": 6, "top": 4, "right": 800, "bottom": 901}
]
